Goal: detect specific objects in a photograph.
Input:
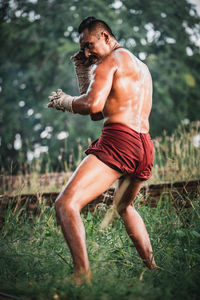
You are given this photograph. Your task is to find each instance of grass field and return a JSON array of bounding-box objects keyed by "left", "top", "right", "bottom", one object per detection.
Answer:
[
  {"left": 0, "top": 121, "right": 200, "bottom": 299},
  {"left": 0, "top": 193, "right": 200, "bottom": 300}
]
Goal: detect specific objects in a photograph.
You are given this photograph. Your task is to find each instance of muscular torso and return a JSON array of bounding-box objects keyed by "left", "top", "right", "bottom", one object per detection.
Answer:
[{"left": 96, "top": 49, "right": 152, "bottom": 133}]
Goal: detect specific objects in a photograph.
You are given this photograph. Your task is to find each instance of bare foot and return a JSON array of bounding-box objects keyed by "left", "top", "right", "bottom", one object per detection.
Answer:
[
  {"left": 143, "top": 258, "right": 158, "bottom": 270},
  {"left": 71, "top": 269, "right": 92, "bottom": 286},
  {"left": 149, "top": 264, "right": 159, "bottom": 270}
]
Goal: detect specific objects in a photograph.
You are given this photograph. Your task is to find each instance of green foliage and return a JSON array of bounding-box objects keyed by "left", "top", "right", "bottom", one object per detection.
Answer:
[
  {"left": 0, "top": 0, "right": 200, "bottom": 173},
  {"left": 0, "top": 195, "right": 200, "bottom": 299}
]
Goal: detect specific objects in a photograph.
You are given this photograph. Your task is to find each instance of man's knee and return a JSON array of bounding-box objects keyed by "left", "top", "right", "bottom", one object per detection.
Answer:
[
  {"left": 54, "top": 193, "right": 80, "bottom": 227},
  {"left": 54, "top": 190, "right": 80, "bottom": 215},
  {"left": 117, "top": 202, "right": 133, "bottom": 216}
]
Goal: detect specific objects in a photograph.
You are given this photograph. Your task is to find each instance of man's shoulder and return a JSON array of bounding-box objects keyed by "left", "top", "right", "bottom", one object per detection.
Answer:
[
  {"left": 113, "top": 48, "right": 149, "bottom": 72},
  {"left": 96, "top": 48, "right": 144, "bottom": 72},
  {"left": 111, "top": 48, "right": 140, "bottom": 66},
  {"left": 100, "top": 48, "right": 131, "bottom": 68},
  {"left": 113, "top": 47, "right": 134, "bottom": 58},
  {"left": 97, "top": 49, "right": 119, "bottom": 68}
]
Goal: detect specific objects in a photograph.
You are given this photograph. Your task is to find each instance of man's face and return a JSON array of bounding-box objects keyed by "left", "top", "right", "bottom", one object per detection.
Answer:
[{"left": 79, "top": 28, "right": 109, "bottom": 62}]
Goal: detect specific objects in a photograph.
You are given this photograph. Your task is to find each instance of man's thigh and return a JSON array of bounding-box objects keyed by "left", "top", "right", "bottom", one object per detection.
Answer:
[{"left": 56, "top": 154, "right": 122, "bottom": 210}]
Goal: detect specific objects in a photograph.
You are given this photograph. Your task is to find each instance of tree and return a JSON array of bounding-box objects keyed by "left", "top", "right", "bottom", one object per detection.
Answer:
[{"left": 0, "top": 0, "right": 199, "bottom": 173}]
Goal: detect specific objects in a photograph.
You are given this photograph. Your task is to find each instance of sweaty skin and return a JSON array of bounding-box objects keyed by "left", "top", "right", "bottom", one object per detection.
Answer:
[
  {"left": 72, "top": 31, "right": 152, "bottom": 133},
  {"left": 103, "top": 49, "right": 152, "bottom": 133},
  {"left": 54, "top": 27, "right": 157, "bottom": 285}
]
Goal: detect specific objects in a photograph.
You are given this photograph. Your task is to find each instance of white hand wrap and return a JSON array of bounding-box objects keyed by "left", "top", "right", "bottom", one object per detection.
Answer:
[
  {"left": 59, "top": 94, "right": 76, "bottom": 113},
  {"left": 71, "top": 53, "right": 94, "bottom": 95},
  {"left": 48, "top": 89, "right": 77, "bottom": 113}
]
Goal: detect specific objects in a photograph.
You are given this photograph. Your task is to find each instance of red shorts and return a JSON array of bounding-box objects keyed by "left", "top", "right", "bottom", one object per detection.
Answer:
[{"left": 85, "top": 123, "right": 154, "bottom": 181}]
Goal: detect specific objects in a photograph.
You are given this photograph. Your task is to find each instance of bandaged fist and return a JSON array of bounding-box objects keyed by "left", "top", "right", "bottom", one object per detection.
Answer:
[
  {"left": 48, "top": 89, "right": 65, "bottom": 111},
  {"left": 48, "top": 89, "right": 76, "bottom": 113},
  {"left": 71, "top": 50, "right": 98, "bottom": 67}
]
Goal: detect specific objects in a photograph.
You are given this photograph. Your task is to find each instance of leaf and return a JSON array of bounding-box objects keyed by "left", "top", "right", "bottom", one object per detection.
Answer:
[
  {"left": 190, "top": 230, "right": 200, "bottom": 238},
  {"left": 176, "top": 230, "right": 186, "bottom": 238}
]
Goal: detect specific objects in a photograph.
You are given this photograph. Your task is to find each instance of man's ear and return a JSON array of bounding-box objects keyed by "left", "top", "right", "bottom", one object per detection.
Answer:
[{"left": 102, "top": 31, "right": 110, "bottom": 43}]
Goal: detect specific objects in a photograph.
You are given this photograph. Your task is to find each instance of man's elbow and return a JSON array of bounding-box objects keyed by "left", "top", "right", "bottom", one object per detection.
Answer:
[
  {"left": 90, "top": 112, "right": 104, "bottom": 121},
  {"left": 90, "top": 99, "right": 104, "bottom": 114}
]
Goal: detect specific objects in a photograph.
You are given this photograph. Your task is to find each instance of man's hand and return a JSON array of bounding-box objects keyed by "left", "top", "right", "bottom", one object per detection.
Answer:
[
  {"left": 71, "top": 50, "right": 98, "bottom": 67},
  {"left": 48, "top": 89, "right": 65, "bottom": 111},
  {"left": 48, "top": 89, "right": 75, "bottom": 113}
]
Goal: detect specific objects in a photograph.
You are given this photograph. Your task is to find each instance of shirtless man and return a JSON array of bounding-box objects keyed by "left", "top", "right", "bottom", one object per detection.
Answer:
[{"left": 48, "top": 17, "right": 157, "bottom": 283}]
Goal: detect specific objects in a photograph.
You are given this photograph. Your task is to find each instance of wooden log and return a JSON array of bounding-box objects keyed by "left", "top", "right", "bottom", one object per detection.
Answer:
[{"left": 0, "top": 180, "right": 199, "bottom": 215}]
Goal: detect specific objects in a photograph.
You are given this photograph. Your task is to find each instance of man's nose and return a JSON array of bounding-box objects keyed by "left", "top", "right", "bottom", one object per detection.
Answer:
[{"left": 84, "top": 48, "right": 91, "bottom": 58}]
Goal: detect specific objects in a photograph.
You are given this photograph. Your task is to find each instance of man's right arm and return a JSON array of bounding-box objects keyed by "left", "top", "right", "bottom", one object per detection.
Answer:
[
  {"left": 48, "top": 53, "right": 117, "bottom": 116},
  {"left": 72, "top": 53, "right": 117, "bottom": 115}
]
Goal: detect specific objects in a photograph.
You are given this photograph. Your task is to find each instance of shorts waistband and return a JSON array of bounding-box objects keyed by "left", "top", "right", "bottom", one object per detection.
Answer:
[{"left": 103, "top": 122, "right": 150, "bottom": 137}]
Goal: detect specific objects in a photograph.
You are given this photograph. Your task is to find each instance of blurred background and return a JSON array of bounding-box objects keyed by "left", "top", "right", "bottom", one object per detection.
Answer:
[{"left": 0, "top": 0, "right": 200, "bottom": 175}]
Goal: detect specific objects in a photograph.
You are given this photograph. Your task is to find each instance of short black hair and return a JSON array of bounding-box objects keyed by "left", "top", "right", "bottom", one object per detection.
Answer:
[{"left": 78, "top": 16, "right": 115, "bottom": 38}]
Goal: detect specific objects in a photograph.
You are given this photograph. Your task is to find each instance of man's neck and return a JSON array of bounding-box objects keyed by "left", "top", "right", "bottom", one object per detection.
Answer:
[{"left": 109, "top": 39, "right": 120, "bottom": 52}]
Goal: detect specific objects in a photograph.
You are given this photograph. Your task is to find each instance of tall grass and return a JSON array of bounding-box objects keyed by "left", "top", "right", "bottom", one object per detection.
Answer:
[
  {"left": 0, "top": 193, "right": 200, "bottom": 300},
  {"left": 149, "top": 120, "right": 200, "bottom": 184}
]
